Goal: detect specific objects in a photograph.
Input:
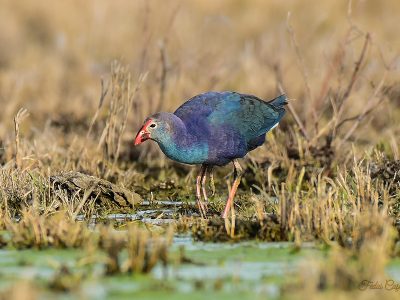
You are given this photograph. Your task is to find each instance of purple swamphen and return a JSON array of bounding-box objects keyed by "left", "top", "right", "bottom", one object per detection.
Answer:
[{"left": 134, "top": 92, "right": 287, "bottom": 218}]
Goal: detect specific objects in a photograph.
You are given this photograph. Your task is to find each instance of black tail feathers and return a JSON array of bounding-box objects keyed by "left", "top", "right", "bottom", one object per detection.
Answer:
[{"left": 267, "top": 94, "right": 288, "bottom": 108}]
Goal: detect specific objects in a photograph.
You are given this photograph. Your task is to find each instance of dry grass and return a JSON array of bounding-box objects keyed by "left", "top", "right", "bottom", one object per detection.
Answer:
[
  {"left": 0, "top": 0, "right": 399, "bottom": 157},
  {"left": 182, "top": 154, "right": 399, "bottom": 244},
  {"left": 0, "top": 208, "right": 173, "bottom": 275},
  {"left": 0, "top": 0, "right": 399, "bottom": 298},
  {"left": 0, "top": 281, "right": 38, "bottom": 300},
  {"left": 282, "top": 208, "right": 395, "bottom": 299}
]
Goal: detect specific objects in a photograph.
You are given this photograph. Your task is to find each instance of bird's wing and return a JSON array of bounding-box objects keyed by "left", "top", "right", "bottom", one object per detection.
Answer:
[
  {"left": 209, "top": 93, "right": 286, "bottom": 138},
  {"left": 174, "top": 92, "right": 227, "bottom": 121},
  {"left": 173, "top": 92, "right": 233, "bottom": 138},
  {"left": 174, "top": 91, "right": 286, "bottom": 141}
]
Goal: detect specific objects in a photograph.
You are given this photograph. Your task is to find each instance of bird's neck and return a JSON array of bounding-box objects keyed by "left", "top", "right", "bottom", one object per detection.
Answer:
[{"left": 156, "top": 116, "right": 208, "bottom": 164}]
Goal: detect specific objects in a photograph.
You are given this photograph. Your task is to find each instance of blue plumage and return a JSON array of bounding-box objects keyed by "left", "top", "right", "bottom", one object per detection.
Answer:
[
  {"left": 134, "top": 91, "right": 287, "bottom": 218},
  {"left": 136, "top": 91, "right": 287, "bottom": 165},
  {"left": 171, "top": 91, "right": 287, "bottom": 165}
]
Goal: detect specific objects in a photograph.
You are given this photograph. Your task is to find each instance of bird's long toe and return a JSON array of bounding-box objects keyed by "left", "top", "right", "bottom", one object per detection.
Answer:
[
  {"left": 197, "top": 199, "right": 207, "bottom": 218},
  {"left": 196, "top": 190, "right": 207, "bottom": 219}
]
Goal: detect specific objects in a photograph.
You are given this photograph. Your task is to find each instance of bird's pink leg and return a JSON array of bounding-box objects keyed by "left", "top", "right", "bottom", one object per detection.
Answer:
[
  {"left": 202, "top": 166, "right": 215, "bottom": 199},
  {"left": 196, "top": 165, "right": 207, "bottom": 218},
  {"left": 222, "top": 160, "right": 243, "bottom": 218}
]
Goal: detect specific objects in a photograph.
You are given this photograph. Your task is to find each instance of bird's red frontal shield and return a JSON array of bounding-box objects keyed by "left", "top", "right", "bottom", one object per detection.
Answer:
[{"left": 134, "top": 119, "right": 153, "bottom": 145}]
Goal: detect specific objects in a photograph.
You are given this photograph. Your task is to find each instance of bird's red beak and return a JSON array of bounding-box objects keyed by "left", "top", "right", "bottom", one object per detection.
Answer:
[{"left": 134, "top": 119, "right": 152, "bottom": 146}]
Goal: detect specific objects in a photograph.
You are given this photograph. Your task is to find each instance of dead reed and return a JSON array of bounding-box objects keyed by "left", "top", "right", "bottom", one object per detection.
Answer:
[{"left": 0, "top": 1, "right": 399, "bottom": 297}]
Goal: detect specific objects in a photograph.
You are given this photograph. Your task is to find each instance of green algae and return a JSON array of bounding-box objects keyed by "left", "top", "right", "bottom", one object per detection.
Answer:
[
  {"left": 1, "top": 234, "right": 400, "bottom": 299},
  {"left": 0, "top": 238, "right": 315, "bottom": 299}
]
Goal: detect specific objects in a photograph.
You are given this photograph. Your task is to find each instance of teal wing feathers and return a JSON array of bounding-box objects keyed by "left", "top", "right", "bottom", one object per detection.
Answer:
[
  {"left": 173, "top": 91, "right": 287, "bottom": 164},
  {"left": 207, "top": 93, "right": 286, "bottom": 140},
  {"left": 174, "top": 91, "right": 286, "bottom": 139}
]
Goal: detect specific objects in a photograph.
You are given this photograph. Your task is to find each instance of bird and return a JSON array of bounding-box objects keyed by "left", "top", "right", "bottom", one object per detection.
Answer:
[{"left": 134, "top": 91, "right": 287, "bottom": 218}]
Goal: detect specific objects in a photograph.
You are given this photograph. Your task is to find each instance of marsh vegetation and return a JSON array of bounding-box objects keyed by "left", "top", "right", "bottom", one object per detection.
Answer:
[{"left": 0, "top": 0, "right": 399, "bottom": 299}]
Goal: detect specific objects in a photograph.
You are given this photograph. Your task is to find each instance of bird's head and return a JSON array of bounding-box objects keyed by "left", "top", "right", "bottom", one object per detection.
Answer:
[{"left": 134, "top": 113, "right": 174, "bottom": 146}]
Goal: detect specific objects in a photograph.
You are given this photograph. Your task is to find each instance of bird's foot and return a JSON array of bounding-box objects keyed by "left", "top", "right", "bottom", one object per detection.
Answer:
[
  {"left": 199, "top": 165, "right": 212, "bottom": 218},
  {"left": 196, "top": 198, "right": 208, "bottom": 218},
  {"left": 196, "top": 169, "right": 208, "bottom": 218},
  {"left": 201, "top": 175, "right": 209, "bottom": 204}
]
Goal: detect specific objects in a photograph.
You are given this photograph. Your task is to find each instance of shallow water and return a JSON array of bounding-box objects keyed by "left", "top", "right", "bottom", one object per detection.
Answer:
[
  {"left": 76, "top": 200, "right": 181, "bottom": 226},
  {"left": 0, "top": 234, "right": 313, "bottom": 299},
  {"left": 1, "top": 235, "right": 400, "bottom": 299},
  {"left": 1, "top": 199, "right": 399, "bottom": 299}
]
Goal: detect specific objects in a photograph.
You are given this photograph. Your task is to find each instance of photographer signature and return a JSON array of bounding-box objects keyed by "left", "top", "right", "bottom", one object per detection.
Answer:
[{"left": 359, "top": 279, "right": 400, "bottom": 292}]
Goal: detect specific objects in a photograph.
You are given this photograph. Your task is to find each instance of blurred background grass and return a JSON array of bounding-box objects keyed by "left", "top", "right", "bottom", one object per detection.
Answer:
[
  {"left": 0, "top": 0, "right": 399, "bottom": 165},
  {"left": 0, "top": 3, "right": 399, "bottom": 297}
]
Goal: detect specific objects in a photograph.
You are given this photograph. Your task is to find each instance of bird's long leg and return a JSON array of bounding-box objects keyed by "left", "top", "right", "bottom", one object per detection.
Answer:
[
  {"left": 201, "top": 165, "right": 209, "bottom": 207},
  {"left": 196, "top": 164, "right": 207, "bottom": 218},
  {"left": 222, "top": 160, "right": 243, "bottom": 218}
]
